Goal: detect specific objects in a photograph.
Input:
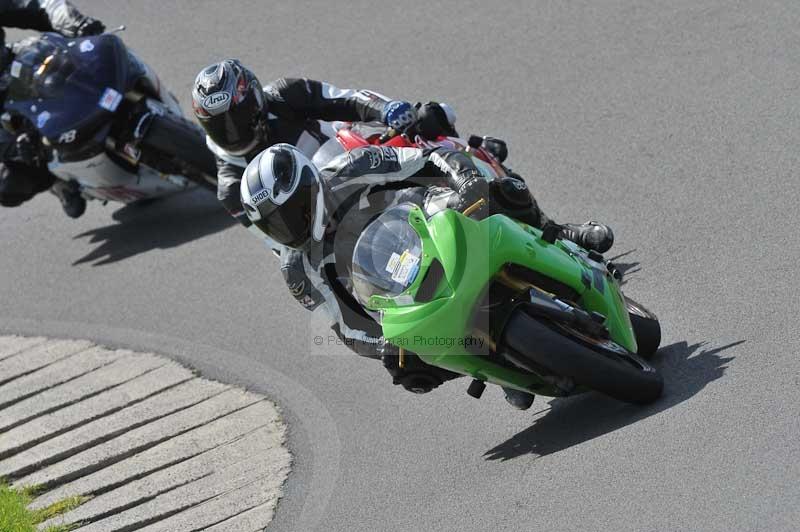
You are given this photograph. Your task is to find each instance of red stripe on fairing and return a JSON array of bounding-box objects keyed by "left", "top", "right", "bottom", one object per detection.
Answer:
[
  {"left": 335, "top": 129, "right": 371, "bottom": 151},
  {"left": 334, "top": 125, "right": 507, "bottom": 176}
]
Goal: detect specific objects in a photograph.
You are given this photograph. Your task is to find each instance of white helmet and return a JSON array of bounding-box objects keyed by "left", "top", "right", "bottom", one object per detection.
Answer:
[{"left": 240, "top": 144, "right": 324, "bottom": 247}]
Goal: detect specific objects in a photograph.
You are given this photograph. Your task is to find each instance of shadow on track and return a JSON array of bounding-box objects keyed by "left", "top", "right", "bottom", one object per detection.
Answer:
[
  {"left": 484, "top": 339, "right": 744, "bottom": 462},
  {"left": 71, "top": 189, "right": 234, "bottom": 266}
]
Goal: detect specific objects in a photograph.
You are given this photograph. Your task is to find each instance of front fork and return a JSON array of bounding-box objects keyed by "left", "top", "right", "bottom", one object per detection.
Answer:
[{"left": 473, "top": 267, "right": 610, "bottom": 356}]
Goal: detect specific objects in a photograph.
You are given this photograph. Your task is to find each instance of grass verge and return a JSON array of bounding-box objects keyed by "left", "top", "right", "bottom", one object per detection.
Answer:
[{"left": 0, "top": 482, "right": 88, "bottom": 532}]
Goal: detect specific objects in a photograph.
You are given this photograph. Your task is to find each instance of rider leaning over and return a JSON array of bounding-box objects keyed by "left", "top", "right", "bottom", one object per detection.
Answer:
[
  {"left": 238, "top": 141, "right": 614, "bottom": 410},
  {"left": 0, "top": 0, "right": 104, "bottom": 214},
  {"left": 191, "top": 59, "right": 458, "bottom": 232}
]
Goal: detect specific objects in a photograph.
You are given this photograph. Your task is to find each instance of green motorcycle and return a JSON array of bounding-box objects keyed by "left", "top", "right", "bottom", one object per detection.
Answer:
[{"left": 351, "top": 203, "right": 663, "bottom": 404}]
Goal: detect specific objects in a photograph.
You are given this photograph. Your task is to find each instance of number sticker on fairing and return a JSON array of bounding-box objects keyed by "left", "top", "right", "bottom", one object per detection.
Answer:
[
  {"left": 386, "top": 250, "right": 420, "bottom": 286},
  {"left": 98, "top": 88, "right": 123, "bottom": 112},
  {"left": 58, "top": 129, "right": 77, "bottom": 144}
]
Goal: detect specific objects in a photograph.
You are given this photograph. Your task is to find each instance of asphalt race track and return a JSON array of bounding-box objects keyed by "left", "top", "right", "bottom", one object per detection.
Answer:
[{"left": 3, "top": 2, "right": 799, "bottom": 531}]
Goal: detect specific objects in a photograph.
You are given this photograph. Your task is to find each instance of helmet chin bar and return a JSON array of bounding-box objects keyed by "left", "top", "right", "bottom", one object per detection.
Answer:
[
  {"left": 227, "top": 118, "right": 267, "bottom": 157},
  {"left": 225, "top": 136, "right": 261, "bottom": 157}
]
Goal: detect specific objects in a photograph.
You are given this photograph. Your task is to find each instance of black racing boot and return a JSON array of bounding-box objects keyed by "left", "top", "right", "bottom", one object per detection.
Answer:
[
  {"left": 503, "top": 387, "right": 535, "bottom": 410},
  {"left": 53, "top": 180, "right": 86, "bottom": 219},
  {"left": 559, "top": 221, "right": 614, "bottom": 253}
]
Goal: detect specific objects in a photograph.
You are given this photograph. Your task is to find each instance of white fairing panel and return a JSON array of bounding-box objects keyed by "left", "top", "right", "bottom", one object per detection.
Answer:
[
  {"left": 294, "top": 121, "right": 336, "bottom": 162},
  {"left": 308, "top": 121, "right": 344, "bottom": 168},
  {"left": 49, "top": 153, "right": 190, "bottom": 203},
  {"left": 311, "top": 137, "right": 345, "bottom": 168}
]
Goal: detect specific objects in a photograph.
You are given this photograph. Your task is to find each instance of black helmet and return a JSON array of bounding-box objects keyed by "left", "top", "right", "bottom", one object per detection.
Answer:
[
  {"left": 240, "top": 144, "right": 323, "bottom": 248},
  {"left": 192, "top": 59, "right": 265, "bottom": 155}
]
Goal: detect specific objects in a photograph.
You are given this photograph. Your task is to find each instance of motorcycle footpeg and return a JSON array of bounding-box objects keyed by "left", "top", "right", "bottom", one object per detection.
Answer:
[{"left": 606, "top": 261, "right": 623, "bottom": 282}]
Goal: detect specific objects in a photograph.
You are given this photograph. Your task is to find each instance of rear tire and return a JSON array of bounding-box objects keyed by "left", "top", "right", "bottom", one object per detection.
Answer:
[
  {"left": 139, "top": 113, "right": 217, "bottom": 192},
  {"left": 502, "top": 309, "right": 663, "bottom": 404},
  {"left": 625, "top": 297, "right": 661, "bottom": 358}
]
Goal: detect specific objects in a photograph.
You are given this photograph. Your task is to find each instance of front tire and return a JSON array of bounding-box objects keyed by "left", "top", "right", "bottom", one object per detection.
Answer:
[
  {"left": 502, "top": 309, "right": 663, "bottom": 404},
  {"left": 139, "top": 114, "right": 217, "bottom": 192}
]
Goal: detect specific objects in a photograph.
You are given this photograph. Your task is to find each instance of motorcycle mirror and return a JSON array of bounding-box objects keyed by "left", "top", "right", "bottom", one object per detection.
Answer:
[{"left": 108, "top": 25, "right": 126, "bottom": 34}]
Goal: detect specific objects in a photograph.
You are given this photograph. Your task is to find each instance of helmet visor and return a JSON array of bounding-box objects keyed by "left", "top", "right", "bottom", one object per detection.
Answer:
[
  {"left": 252, "top": 180, "right": 320, "bottom": 248},
  {"left": 200, "top": 91, "right": 261, "bottom": 154}
]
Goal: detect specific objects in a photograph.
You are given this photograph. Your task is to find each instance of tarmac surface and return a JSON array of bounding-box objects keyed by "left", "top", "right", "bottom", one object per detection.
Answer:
[{"left": 3, "top": 1, "right": 799, "bottom": 531}]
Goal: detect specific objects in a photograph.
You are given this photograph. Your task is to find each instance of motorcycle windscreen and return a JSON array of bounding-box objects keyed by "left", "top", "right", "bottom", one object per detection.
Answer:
[
  {"left": 5, "top": 33, "right": 127, "bottom": 142},
  {"left": 352, "top": 203, "right": 423, "bottom": 309}
]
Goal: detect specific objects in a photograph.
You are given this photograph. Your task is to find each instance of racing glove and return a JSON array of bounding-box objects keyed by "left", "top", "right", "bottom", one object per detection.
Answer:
[
  {"left": 47, "top": 0, "right": 106, "bottom": 38},
  {"left": 426, "top": 149, "right": 489, "bottom": 217},
  {"left": 449, "top": 175, "right": 490, "bottom": 218},
  {"left": 75, "top": 17, "right": 106, "bottom": 37},
  {"left": 381, "top": 100, "right": 418, "bottom": 131}
]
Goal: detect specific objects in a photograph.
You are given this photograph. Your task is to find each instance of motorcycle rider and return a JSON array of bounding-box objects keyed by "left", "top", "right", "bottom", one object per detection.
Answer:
[
  {"left": 0, "top": 0, "right": 105, "bottom": 213},
  {"left": 191, "top": 59, "right": 458, "bottom": 230},
  {"left": 239, "top": 142, "right": 614, "bottom": 409}
]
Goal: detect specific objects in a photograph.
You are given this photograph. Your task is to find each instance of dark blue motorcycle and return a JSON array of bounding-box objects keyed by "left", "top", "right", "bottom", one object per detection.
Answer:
[{"left": 2, "top": 32, "right": 216, "bottom": 210}]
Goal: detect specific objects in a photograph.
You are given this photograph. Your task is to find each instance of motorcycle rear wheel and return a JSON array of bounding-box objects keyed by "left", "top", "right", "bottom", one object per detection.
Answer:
[
  {"left": 625, "top": 296, "right": 661, "bottom": 358},
  {"left": 139, "top": 114, "right": 217, "bottom": 192},
  {"left": 502, "top": 309, "right": 663, "bottom": 404}
]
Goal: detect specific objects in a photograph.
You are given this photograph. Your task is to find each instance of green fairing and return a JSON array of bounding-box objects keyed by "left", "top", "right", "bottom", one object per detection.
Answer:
[{"left": 365, "top": 206, "right": 637, "bottom": 396}]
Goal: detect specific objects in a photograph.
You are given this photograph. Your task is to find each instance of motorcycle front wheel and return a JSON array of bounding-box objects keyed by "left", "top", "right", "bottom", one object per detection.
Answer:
[{"left": 501, "top": 309, "right": 663, "bottom": 404}]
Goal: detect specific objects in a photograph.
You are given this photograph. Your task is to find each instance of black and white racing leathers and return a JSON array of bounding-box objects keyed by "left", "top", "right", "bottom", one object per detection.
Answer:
[
  {"left": 208, "top": 78, "right": 393, "bottom": 226},
  {"left": 277, "top": 145, "right": 548, "bottom": 358}
]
